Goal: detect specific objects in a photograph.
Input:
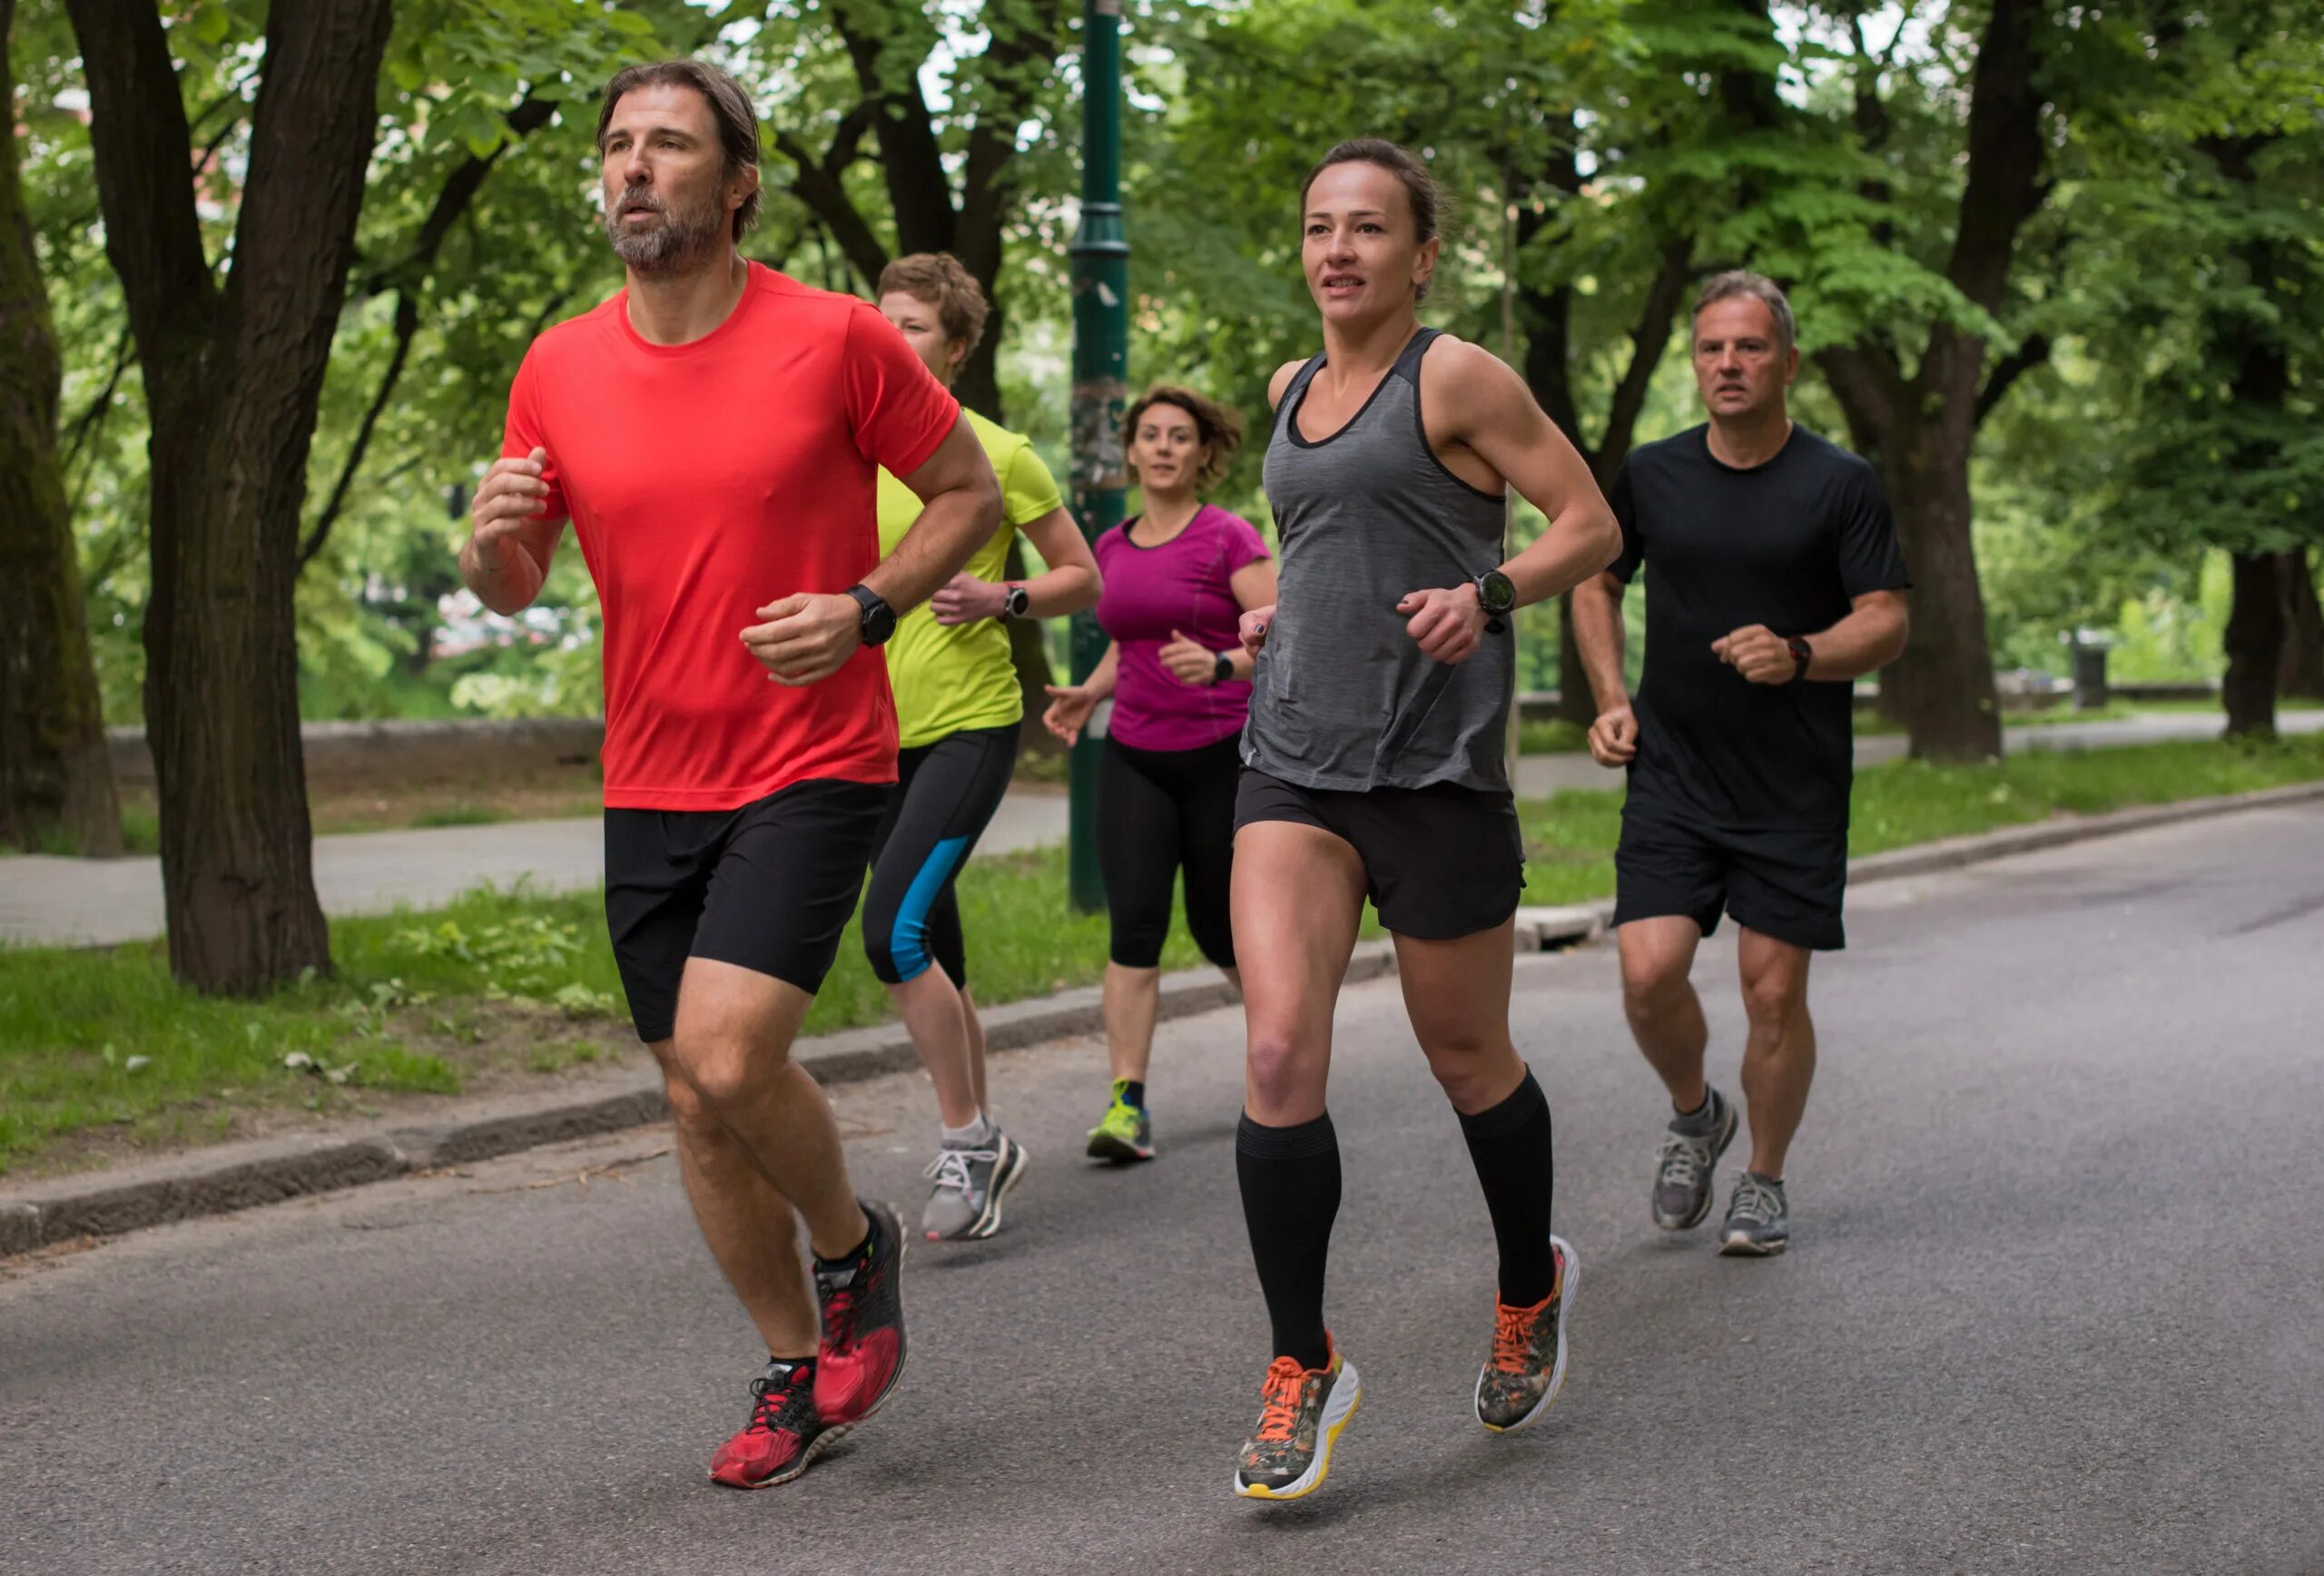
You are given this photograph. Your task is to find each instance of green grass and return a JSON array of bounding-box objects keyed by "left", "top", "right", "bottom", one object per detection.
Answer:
[
  {"left": 9, "top": 732, "right": 2323, "bottom": 1177},
  {"left": 1513, "top": 733, "right": 2324, "bottom": 908}
]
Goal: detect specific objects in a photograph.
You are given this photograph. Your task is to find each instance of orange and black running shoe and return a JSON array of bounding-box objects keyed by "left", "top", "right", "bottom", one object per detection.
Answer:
[{"left": 1475, "top": 1235, "right": 1580, "bottom": 1433}]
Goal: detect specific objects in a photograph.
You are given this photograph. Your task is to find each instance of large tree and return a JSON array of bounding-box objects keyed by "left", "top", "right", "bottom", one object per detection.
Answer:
[
  {"left": 0, "top": 0, "right": 119, "bottom": 855},
  {"left": 1797, "top": 0, "right": 2060, "bottom": 762},
  {"left": 64, "top": 0, "right": 394, "bottom": 991}
]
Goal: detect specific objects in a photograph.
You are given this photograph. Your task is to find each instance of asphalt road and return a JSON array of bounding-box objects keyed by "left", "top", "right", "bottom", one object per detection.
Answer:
[{"left": 5, "top": 806, "right": 2322, "bottom": 1574}]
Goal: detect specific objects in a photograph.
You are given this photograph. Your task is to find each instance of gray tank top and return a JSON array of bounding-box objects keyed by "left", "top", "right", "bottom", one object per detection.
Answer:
[{"left": 1245, "top": 328, "right": 1513, "bottom": 793}]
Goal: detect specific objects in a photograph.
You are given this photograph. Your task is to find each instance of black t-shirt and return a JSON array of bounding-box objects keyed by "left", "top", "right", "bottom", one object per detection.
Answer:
[{"left": 1608, "top": 424, "right": 1909, "bottom": 830}]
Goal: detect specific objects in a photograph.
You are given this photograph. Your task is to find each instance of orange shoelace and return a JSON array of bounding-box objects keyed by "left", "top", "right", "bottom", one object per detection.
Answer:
[
  {"left": 1254, "top": 1355, "right": 1312, "bottom": 1443},
  {"left": 1491, "top": 1301, "right": 1540, "bottom": 1373}
]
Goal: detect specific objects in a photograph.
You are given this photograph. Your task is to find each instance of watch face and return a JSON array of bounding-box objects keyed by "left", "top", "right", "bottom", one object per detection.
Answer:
[
  {"left": 1479, "top": 570, "right": 1517, "bottom": 615},
  {"left": 864, "top": 603, "right": 898, "bottom": 645}
]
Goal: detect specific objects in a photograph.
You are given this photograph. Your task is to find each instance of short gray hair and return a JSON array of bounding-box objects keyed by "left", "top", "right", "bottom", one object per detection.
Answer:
[{"left": 1693, "top": 271, "right": 1795, "bottom": 353}]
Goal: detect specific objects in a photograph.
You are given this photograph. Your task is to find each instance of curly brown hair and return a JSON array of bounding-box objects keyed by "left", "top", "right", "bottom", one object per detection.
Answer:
[
  {"left": 1123, "top": 385, "right": 1243, "bottom": 488},
  {"left": 876, "top": 252, "right": 991, "bottom": 359}
]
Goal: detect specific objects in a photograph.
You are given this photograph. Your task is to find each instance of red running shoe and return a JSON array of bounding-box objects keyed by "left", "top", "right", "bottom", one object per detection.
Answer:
[
  {"left": 709, "top": 1357, "right": 845, "bottom": 1489},
  {"left": 812, "top": 1198, "right": 908, "bottom": 1425}
]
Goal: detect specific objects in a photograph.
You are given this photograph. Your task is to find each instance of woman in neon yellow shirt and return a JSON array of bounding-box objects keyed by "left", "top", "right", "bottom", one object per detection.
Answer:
[{"left": 867, "top": 252, "right": 1101, "bottom": 1241}]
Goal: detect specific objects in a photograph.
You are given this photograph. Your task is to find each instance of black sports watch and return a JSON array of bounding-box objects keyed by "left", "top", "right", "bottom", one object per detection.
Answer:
[
  {"left": 1785, "top": 635, "right": 1813, "bottom": 682},
  {"left": 1473, "top": 568, "right": 1517, "bottom": 616},
  {"left": 845, "top": 583, "right": 897, "bottom": 647},
  {"left": 998, "top": 583, "right": 1030, "bottom": 622},
  {"left": 1211, "top": 651, "right": 1236, "bottom": 685}
]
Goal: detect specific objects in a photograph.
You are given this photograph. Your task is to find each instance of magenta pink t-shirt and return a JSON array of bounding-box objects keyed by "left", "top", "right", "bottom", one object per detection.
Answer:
[{"left": 1094, "top": 504, "right": 1272, "bottom": 752}]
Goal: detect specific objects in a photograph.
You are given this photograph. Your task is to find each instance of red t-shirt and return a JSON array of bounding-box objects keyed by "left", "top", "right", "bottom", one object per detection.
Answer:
[{"left": 501, "top": 264, "right": 960, "bottom": 809}]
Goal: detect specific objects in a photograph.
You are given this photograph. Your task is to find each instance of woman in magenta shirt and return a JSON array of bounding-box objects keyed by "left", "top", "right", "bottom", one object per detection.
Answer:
[{"left": 1043, "top": 386, "right": 1276, "bottom": 1162}]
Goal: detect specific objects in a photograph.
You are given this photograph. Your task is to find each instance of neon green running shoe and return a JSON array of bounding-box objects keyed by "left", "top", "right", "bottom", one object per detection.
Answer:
[{"left": 1085, "top": 1082, "right": 1156, "bottom": 1163}]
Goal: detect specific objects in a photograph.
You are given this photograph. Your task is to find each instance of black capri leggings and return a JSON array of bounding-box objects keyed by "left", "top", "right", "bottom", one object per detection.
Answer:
[
  {"left": 1098, "top": 733, "right": 1240, "bottom": 970},
  {"left": 862, "top": 722, "right": 1019, "bottom": 986}
]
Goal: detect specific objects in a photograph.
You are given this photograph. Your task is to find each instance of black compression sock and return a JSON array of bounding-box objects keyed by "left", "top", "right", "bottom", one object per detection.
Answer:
[
  {"left": 1457, "top": 1069, "right": 1558, "bottom": 1307},
  {"left": 1236, "top": 1111, "right": 1340, "bottom": 1372}
]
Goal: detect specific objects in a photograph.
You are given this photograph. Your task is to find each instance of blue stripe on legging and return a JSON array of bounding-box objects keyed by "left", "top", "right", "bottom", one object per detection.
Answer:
[{"left": 890, "top": 834, "right": 970, "bottom": 980}]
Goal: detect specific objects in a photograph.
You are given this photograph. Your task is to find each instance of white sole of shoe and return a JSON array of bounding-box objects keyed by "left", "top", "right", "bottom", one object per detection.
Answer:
[
  {"left": 1234, "top": 1359, "right": 1362, "bottom": 1502},
  {"left": 1478, "top": 1236, "right": 1579, "bottom": 1434},
  {"left": 961, "top": 1138, "right": 1029, "bottom": 1240}
]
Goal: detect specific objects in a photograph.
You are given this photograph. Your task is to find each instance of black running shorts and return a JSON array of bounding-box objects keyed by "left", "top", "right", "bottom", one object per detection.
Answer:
[
  {"left": 603, "top": 779, "right": 888, "bottom": 1043},
  {"left": 1611, "top": 805, "right": 1847, "bottom": 951},
  {"left": 1233, "top": 768, "right": 1524, "bottom": 941}
]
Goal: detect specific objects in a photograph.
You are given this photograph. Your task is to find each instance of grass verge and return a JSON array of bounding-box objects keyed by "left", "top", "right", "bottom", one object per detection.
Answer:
[{"left": 6, "top": 733, "right": 2321, "bottom": 1178}]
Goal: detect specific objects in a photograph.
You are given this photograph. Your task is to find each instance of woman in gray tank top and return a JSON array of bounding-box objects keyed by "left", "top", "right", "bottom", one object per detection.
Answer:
[{"left": 1225, "top": 140, "right": 1622, "bottom": 1505}]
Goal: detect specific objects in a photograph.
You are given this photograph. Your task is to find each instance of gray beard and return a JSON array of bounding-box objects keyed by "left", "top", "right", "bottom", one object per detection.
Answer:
[{"left": 605, "top": 201, "right": 724, "bottom": 275}]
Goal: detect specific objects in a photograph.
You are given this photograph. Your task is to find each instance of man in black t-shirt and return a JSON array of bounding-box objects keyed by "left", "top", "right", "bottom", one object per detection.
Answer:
[{"left": 1573, "top": 271, "right": 1910, "bottom": 1256}]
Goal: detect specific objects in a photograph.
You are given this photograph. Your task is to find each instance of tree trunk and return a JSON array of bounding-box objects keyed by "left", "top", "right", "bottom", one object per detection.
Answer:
[
  {"left": 1882, "top": 441, "right": 2004, "bottom": 760},
  {"left": 1553, "top": 596, "right": 1593, "bottom": 725},
  {"left": 0, "top": 0, "right": 122, "bottom": 855},
  {"left": 2275, "top": 546, "right": 2324, "bottom": 700},
  {"left": 70, "top": 0, "right": 393, "bottom": 992},
  {"left": 2222, "top": 551, "right": 2283, "bottom": 738}
]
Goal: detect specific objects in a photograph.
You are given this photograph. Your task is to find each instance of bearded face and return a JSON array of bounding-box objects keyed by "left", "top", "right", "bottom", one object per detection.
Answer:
[{"left": 604, "top": 178, "right": 726, "bottom": 275}]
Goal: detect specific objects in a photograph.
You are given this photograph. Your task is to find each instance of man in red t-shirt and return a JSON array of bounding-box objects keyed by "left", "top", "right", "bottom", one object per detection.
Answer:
[{"left": 458, "top": 59, "right": 1000, "bottom": 1491}]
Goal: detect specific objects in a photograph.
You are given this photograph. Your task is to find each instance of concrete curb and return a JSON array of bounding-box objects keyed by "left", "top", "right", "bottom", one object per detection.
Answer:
[
  {"left": 8, "top": 778, "right": 2317, "bottom": 1257},
  {"left": 0, "top": 944, "right": 1399, "bottom": 1257}
]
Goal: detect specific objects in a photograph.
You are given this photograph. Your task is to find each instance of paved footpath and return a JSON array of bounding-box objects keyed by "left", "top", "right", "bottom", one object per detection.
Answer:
[
  {"left": 5, "top": 805, "right": 2320, "bottom": 1574},
  {"left": 5, "top": 709, "right": 2317, "bottom": 948}
]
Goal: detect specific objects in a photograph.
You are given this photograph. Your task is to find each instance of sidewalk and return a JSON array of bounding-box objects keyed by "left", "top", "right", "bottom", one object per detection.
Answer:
[{"left": 5, "top": 710, "right": 2316, "bottom": 948}]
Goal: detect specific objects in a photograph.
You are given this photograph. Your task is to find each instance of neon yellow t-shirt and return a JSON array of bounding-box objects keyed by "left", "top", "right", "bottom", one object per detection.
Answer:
[{"left": 878, "top": 409, "right": 1065, "bottom": 749}]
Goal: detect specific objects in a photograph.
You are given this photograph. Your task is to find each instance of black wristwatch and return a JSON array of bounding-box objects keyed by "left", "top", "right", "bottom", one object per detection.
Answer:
[
  {"left": 1785, "top": 635, "right": 1813, "bottom": 683},
  {"left": 1211, "top": 651, "right": 1236, "bottom": 685},
  {"left": 1473, "top": 568, "right": 1517, "bottom": 616},
  {"left": 845, "top": 583, "right": 897, "bottom": 647},
  {"left": 998, "top": 583, "right": 1030, "bottom": 622}
]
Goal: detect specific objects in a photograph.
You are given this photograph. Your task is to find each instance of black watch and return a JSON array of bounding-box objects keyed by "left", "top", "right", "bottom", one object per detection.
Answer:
[
  {"left": 1785, "top": 635, "right": 1813, "bottom": 682},
  {"left": 845, "top": 584, "right": 897, "bottom": 647},
  {"left": 998, "top": 583, "right": 1030, "bottom": 622},
  {"left": 1211, "top": 651, "right": 1236, "bottom": 685},
  {"left": 1474, "top": 568, "right": 1517, "bottom": 617}
]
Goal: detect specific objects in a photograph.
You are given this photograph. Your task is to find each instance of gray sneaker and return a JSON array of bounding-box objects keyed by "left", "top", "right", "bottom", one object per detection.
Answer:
[
  {"left": 920, "top": 1130, "right": 1029, "bottom": 1242},
  {"left": 1718, "top": 1171, "right": 1790, "bottom": 1256},
  {"left": 1652, "top": 1089, "right": 1738, "bottom": 1230}
]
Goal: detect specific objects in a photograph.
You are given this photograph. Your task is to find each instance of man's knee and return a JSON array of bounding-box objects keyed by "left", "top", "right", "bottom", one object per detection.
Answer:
[
  {"left": 1621, "top": 951, "right": 1692, "bottom": 1020},
  {"left": 1740, "top": 964, "right": 1808, "bottom": 1032}
]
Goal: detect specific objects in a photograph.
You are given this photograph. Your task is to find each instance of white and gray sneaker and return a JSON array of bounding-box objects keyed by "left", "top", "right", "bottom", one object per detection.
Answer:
[
  {"left": 1652, "top": 1088, "right": 1738, "bottom": 1230},
  {"left": 921, "top": 1130, "right": 1029, "bottom": 1242},
  {"left": 1719, "top": 1171, "right": 1790, "bottom": 1256}
]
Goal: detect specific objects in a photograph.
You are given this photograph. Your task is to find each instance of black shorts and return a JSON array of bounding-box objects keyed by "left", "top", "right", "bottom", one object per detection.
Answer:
[
  {"left": 604, "top": 779, "right": 888, "bottom": 1042},
  {"left": 1233, "top": 769, "right": 1524, "bottom": 941},
  {"left": 1611, "top": 806, "right": 1847, "bottom": 951}
]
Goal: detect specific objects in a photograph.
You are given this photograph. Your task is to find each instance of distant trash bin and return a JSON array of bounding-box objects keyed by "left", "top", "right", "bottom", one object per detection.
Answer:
[{"left": 2067, "top": 632, "right": 2113, "bottom": 710}]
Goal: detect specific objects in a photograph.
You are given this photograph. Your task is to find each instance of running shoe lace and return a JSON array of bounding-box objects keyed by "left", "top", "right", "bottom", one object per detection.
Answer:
[
  {"left": 1254, "top": 1356, "right": 1309, "bottom": 1443},
  {"left": 1657, "top": 1130, "right": 1708, "bottom": 1187},
  {"left": 923, "top": 1146, "right": 997, "bottom": 1195},
  {"left": 1730, "top": 1173, "right": 1781, "bottom": 1225},
  {"left": 1492, "top": 1300, "right": 1538, "bottom": 1373},
  {"left": 747, "top": 1368, "right": 804, "bottom": 1433}
]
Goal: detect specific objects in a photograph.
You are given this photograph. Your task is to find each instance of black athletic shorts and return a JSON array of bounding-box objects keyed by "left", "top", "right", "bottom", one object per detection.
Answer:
[
  {"left": 603, "top": 778, "right": 888, "bottom": 1043},
  {"left": 1233, "top": 768, "right": 1525, "bottom": 941},
  {"left": 1611, "top": 805, "right": 1847, "bottom": 951}
]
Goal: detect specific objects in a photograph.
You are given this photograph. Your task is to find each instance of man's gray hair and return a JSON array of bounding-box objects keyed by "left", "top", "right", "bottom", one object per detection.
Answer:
[{"left": 1693, "top": 271, "right": 1795, "bottom": 353}]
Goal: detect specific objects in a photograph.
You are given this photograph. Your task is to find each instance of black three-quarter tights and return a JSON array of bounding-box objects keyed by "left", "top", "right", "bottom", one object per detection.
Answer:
[{"left": 1098, "top": 733, "right": 1240, "bottom": 970}]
